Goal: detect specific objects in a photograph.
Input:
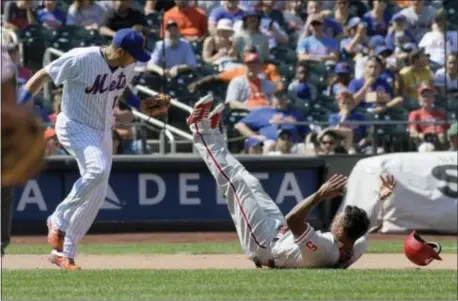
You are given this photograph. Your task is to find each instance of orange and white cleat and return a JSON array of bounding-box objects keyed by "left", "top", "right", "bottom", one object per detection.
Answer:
[
  {"left": 186, "top": 94, "right": 213, "bottom": 126},
  {"left": 48, "top": 253, "right": 81, "bottom": 270},
  {"left": 47, "top": 217, "right": 65, "bottom": 252},
  {"left": 209, "top": 103, "right": 225, "bottom": 129}
]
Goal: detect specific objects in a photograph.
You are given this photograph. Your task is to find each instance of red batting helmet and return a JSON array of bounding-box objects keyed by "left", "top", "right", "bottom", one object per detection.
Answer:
[{"left": 404, "top": 231, "right": 442, "bottom": 266}]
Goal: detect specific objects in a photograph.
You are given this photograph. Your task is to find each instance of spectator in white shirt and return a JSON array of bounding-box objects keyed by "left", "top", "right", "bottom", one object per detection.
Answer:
[
  {"left": 66, "top": 0, "right": 105, "bottom": 30},
  {"left": 399, "top": 0, "right": 437, "bottom": 42},
  {"left": 434, "top": 53, "right": 458, "bottom": 92},
  {"left": 419, "top": 10, "right": 458, "bottom": 67}
]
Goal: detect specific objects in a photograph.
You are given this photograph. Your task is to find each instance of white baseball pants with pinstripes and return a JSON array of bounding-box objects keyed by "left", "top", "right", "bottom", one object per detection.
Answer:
[
  {"left": 191, "top": 120, "right": 285, "bottom": 263},
  {"left": 51, "top": 113, "right": 112, "bottom": 258}
]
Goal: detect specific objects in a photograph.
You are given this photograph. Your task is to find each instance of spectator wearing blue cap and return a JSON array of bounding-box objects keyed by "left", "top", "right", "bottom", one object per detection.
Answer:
[
  {"left": 353, "top": 34, "right": 386, "bottom": 79},
  {"left": 266, "top": 126, "right": 295, "bottom": 155},
  {"left": 208, "top": 0, "right": 245, "bottom": 35},
  {"left": 243, "top": 137, "right": 264, "bottom": 154},
  {"left": 385, "top": 13, "right": 417, "bottom": 54},
  {"left": 362, "top": 0, "right": 393, "bottom": 37},
  {"left": 396, "top": 48, "right": 433, "bottom": 99},
  {"left": 235, "top": 91, "right": 309, "bottom": 152},
  {"left": 287, "top": 62, "right": 318, "bottom": 104},
  {"left": 259, "top": 0, "right": 286, "bottom": 30},
  {"left": 297, "top": 15, "right": 339, "bottom": 63},
  {"left": 325, "top": 62, "right": 353, "bottom": 97},
  {"left": 399, "top": 0, "right": 437, "bottom": 42},
  {"left": 147, "top": 19, "right": 197, "bottom": 77},
  {"left": 374, "top": 46, "right": 396, "bottom": 86},
  {"left": 328, "top": 90, "right": 367, "bottom": 144},
  {"left": 303, "top": 1, "right": 343, "bottom": 39},
  {"left": 36, "top": 0, "right": 66, "bottom": 30},
  {"left": 349, "top": 56, "right": 403, "bottom": 112},
  {"left": 340, "top": 17, "right": 370, "bottom": 60},
  {"left": 232, "top": 8, "right": 269, "bottom": 63},
  {"left": 326, "top": 0, "right": 356, "bottom": 27}
]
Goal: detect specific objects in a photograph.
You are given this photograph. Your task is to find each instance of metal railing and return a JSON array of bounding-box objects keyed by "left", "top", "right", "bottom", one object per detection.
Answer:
[{"left": 42, "top": 47, "right": 195, "bottom": 154}]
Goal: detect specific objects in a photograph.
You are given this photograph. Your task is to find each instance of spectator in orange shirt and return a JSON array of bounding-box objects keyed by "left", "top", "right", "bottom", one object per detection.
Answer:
[
  {"left": 225, "top": 51, "right": 275, "bottom": 110},
  {"left": 162, "top": 0, "right": 207, "bottom": 41},
  {"left": 408, "top": 84, "right": 449, "bottom": 142}
]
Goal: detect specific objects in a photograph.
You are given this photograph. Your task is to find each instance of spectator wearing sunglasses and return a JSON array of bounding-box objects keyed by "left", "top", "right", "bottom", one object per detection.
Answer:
[{"left": 297, "top": 15, "right": 339, "bottom": 63}]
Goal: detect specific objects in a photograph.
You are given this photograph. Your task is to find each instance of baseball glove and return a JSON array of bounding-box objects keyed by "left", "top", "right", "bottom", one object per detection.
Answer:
[
  {"left": 140, "top": 93, "right": 171, "bottom": 117},
  {"left": 1, "top": 104, "right": 46, "bottom": 186}
]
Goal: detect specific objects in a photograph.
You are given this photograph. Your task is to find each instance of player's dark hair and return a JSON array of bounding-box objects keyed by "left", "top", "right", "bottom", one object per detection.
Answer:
[{"left": 342, "top": 205, "right": 370, "bottom": 242}]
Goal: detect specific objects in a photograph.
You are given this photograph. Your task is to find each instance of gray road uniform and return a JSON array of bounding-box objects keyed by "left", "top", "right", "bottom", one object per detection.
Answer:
[{"left": 190, "top": 119, "right": 368, "bottom": 269}]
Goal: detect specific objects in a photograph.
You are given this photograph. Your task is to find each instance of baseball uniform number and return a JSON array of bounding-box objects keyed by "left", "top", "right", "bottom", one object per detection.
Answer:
[{"left": 306, "top": 241, "right": 318, "bottom": 252}]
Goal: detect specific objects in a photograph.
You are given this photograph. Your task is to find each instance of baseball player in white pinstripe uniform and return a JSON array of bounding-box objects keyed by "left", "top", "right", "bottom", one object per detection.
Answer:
[
  {"left": 187, "top": 97, "right": 397, "bottom": 269},
  {"left": 20, "top": 29, "right": 154, "bottom": 270}
]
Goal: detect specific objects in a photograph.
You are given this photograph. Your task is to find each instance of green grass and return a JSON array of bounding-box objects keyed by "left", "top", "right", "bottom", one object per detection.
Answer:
[
  {"left": 2, "top": 269, "right": 456, "bottom": 300},
  {"left": 7, "top": 240, "right": 457, "bottom": 255}
]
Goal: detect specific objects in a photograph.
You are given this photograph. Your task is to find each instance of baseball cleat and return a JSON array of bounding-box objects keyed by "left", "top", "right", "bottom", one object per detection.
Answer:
[
  {"left": 186, "top": 94, "right": 213, "bottom": 126},
  {"left": 48, "top": 254, "right": 81, "bottom": 270},
  {"left": 209, "top": 103, "right": 225, "bottom": 129},
  {"left": 47, "top": 217, "right": 65, "bottom": 252}
]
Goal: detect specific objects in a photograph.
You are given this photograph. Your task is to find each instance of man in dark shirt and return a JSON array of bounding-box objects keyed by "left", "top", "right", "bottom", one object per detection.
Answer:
[{"left": 100, "top": 0, "right": 147, "bottom": 37}]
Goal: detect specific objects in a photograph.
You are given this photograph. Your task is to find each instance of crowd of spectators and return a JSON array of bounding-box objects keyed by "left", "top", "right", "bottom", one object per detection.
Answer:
[{"left": 1, "top": 0, "right": 457, "bottom": 156}]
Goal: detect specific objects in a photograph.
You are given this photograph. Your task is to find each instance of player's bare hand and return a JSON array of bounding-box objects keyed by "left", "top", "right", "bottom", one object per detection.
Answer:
[
  {"left": 140, "top": 93, "right": 171, "bottom": 117},
  {"left": 317, "top": 174, "right": 347, "bottom": 200},
  {"left": 378, "top": 174, "right": 396, "bottom": 201}
]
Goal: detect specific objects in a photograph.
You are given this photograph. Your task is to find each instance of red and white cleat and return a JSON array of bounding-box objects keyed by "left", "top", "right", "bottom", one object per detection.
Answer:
[
  {"left": 209, "top": 103, "right": 225, "bottom": 129},
  {"left": 186, "top": 95, "right": 213, "bottom": 126}
]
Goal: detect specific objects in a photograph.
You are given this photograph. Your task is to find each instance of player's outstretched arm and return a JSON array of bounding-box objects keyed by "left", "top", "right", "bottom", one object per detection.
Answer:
[
  {"left": 19, "top": 68, "right": 52, "bottom": 105},
  {"left": 286, "top": 174, "right": 347, "bottom": 237}
]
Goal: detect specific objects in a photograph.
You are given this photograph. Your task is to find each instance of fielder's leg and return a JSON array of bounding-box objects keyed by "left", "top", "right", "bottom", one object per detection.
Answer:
[
  {"left": 48, "top": 116, "right": 111, "bottom": 269},
  {"left": 189, "top": 101, "right": 279, "bottom": 260},
  {"left": 61, "top": 130, "right": 113, "bottom": 260}
]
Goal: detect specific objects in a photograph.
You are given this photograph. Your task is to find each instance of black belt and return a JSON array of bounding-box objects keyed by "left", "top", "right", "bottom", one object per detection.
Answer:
[{"left": 254, "top": 225, "right": 289, "bottom": 269}]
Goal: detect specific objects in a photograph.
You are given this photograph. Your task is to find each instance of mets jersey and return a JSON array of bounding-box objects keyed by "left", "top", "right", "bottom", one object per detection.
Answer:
[
  {"left": 44, "top": 46, "right": 136, "bottom": 131},
  {"left": 271, "top": 224, "right": 369, "bottom": 269}
]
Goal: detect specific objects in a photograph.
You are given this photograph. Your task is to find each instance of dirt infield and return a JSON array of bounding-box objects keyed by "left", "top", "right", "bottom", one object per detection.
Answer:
[
  {"left": 10, "top": 232, "right": 457, "bottom": 245},
  {"left": 4, "top": 232, "right": 457, "bottom": 271},
  {"left": 2, "top": 254, "right": 456, "bottom": 270}
]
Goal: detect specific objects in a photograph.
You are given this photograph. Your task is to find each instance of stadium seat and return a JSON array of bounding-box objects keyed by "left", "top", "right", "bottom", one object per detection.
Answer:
[
  {"left": 270, "top": 46, "right": 297, "bottom": 65},
  {"left": 132, "top": 72, "right": 168, "bottom": 92},
  {"left": 20, "top": 25, "right": 54, "bottom": 71},
  {"left": 146, "top": 13, "right": 163, "bottom": 29}
]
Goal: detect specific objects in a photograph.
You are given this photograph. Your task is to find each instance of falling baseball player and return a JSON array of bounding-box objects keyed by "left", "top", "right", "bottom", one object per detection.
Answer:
[
  {"left": 187, "top": 96, "right": 397, "bottom": 269},
  {"left": 21, "top": 28, "right": 170, "bottom": 270}
]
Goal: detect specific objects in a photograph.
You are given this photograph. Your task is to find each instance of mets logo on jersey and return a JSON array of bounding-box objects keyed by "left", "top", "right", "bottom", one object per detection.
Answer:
[{"left": 85, "top": 73, "right": 127, "bottom": 94}]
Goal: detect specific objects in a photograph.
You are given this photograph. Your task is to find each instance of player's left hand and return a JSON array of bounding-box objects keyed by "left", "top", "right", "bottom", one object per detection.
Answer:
[
  {"left": 378, "top": 174, "right": 396, "bottom": 201},
  {"left": 317, "top": 174, "right": 348, "bottom": 200},
  {"left": 140, "top": 93, "right": 171, "bottom": 117}
]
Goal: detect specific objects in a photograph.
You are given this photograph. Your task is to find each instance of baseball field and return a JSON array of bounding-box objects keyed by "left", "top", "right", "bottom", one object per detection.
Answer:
[{"left": 2, "top": 232, "right": 457, "bottom": 300}]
